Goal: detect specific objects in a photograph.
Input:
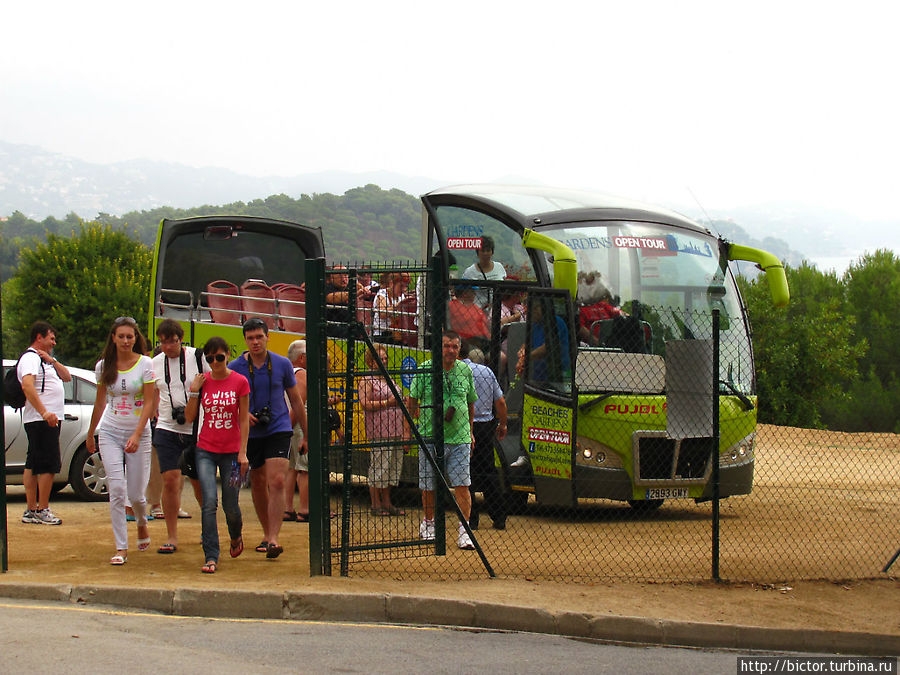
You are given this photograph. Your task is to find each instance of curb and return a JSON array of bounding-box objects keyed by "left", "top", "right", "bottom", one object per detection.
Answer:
[{"left": 0, "top": 582, "right": 897, "bottom": 656}]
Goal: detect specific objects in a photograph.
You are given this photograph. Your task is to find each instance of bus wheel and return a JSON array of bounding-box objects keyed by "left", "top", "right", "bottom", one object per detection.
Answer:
[
  {"left": 506, "top": 491, "right": 529, "bottom": 514},
  {"left": 627, "top": 499, "right": 664, "bottom": 513}
]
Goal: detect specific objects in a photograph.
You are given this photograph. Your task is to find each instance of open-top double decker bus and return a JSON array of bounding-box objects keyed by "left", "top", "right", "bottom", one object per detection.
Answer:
[{"left": 421, "top": 185, "right": 789, "bottom": 510}]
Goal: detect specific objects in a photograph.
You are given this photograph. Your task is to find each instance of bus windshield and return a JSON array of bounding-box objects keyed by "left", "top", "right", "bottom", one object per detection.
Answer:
[{"left": 546, "top": 221, "right": 754, "bottom": 392}]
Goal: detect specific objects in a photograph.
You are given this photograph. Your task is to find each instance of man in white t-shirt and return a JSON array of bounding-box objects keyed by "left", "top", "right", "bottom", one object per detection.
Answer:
[
  {"left": 462, "top": 236, "right": 506, "bottom": 310},
  {"left": 18, "top": 321, "right": 71, "bottom": 525},
  {"left": 151, "top": 319, "right": 209, "bottom": 553}
]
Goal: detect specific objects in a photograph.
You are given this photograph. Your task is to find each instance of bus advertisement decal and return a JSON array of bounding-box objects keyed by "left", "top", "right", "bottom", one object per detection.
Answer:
[{"left": 523, "top": 393, "right": 574, "bottom": 480}]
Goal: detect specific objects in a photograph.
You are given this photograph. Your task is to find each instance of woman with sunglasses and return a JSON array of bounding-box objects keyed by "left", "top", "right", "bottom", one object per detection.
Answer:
[
  {"left": 185, "top": 337, "right": 249, "bottom": 574},
  {"left": 86, "top": 316, "right": 156, "bottom": 566}
]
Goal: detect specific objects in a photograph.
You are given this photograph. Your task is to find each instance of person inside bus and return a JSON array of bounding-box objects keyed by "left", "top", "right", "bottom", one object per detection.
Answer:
[
  {"left": 448, "top": 284, "right": 491, "bottom": 354},
  {"left": 372, "top": 272, "right": 409, "bottom": 344},
  {"left": 516, "top": 299, "right": 571, "bottom": 382},
  {"left": 575, "top": 271, "right": 627, "bottom": 347},
  {"left": 463, "top": 236, "right": 506, "bottom": 310},
  {"left": 325, "top": 266, "right": 370, "bottom": 338},
  {"left": 493, "top": 285, "right": 527, "bottom": 377}
]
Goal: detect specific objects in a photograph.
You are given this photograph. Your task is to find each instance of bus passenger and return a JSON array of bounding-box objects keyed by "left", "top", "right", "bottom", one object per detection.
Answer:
[
  {"left": 463, "top": 236, "right": 506, "bottom": 310},
  {"left": 372, "top": 272, "right": 409, "bottom": 344},
  {"left": 448, "top": 285, "right": 490, "bottom": 354}
]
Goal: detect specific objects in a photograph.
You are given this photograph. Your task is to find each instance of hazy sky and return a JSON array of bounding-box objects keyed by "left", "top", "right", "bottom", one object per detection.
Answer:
[{"left": 4, "top": 1, "right": 899, "bottom": 222}]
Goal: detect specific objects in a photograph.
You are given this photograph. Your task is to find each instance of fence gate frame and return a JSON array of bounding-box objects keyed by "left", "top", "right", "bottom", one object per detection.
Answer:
[{"left": 305, "top": 256, "right": 494, "bottom": 577}]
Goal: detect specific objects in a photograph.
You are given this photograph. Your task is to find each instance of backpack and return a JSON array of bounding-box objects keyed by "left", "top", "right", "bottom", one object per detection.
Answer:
[{"left": 4, "top": 349, "right": 44, "bottom": 411}]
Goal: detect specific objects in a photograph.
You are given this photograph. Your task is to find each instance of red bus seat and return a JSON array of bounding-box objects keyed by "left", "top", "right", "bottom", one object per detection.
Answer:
[
  {"left": 274, "top": 283, "right": 306, "bottom": 333},
  {"left": 206, "top": 280, "right": 242, "bottom": 325},
  {"left": 241, "top": 279, "right": 277, "bottom": 329}
]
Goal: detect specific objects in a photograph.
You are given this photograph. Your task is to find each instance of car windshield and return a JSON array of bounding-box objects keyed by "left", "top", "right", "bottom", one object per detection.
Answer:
[{"left": 545, "top": 221, "right": 754, "bottom": 392}]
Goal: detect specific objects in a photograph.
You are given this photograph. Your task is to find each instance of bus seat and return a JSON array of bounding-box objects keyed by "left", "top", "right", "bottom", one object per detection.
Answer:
[
  {"left": 206, "top": 280, "right": 242, "bottom": 325},
  {"left": 274, "top": 283, "right": 306, "bottom": 333},
  {"left": 241, "top": 279, "right": 277, "bottom": 329}
]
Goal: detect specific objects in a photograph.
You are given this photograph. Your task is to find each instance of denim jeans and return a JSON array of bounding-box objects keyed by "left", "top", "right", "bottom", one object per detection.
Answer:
[{"left": 195, "top": 448, "right": 242, "bottom": 563}]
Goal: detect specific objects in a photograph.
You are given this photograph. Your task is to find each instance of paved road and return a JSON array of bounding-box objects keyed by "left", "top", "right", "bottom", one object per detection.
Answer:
[{"left": 0, "top": 599, "right": 751, "bottom": 673}]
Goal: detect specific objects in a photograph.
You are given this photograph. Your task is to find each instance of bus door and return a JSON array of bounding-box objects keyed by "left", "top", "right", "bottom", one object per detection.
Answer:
[{"left": 520, "top": 288, "right": 577, "bottom": 508}]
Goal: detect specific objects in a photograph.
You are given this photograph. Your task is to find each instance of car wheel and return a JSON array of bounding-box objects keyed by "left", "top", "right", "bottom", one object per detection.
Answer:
[
  {"left": 627, "top": 498, "right": 664, "bottom": 513},
  {"left": 68, "top": 444, "right": 108, "bottom": 501}
]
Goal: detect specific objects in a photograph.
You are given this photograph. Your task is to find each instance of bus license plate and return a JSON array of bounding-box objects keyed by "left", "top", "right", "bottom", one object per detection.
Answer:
[{"left": 646, "top": 487, "right": 689, "bottom": 499}]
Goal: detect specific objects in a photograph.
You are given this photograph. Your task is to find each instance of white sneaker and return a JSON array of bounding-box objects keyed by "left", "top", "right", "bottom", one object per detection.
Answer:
[
  {"left": 457, "top": 525, "right": 475, "bottom": 550},
  {"left": 419, "top": 519, "right": 435, "bottom": 541},
  {"left": 21, "top": 509, "right": 39, "bottom": 524},
  {"left": 510, "top": 455, "right": 529, "bottom": 468},
  {"left": 33, "top": 508, "right": 62, "bottom": 525}
]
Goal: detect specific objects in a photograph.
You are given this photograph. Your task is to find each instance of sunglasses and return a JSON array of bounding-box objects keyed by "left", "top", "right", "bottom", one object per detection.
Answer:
[{"left": 205, "top": 353, "right": 227, "bottom": 363}]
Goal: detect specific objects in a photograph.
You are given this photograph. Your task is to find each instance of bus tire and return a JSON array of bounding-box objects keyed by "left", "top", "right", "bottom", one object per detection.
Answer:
[{"left": 627, "top": 499, "right": 664, "bottom": 513}]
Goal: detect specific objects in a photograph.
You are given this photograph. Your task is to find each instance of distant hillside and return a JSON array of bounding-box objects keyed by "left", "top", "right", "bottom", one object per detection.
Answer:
[{"left": 0, "top": 140, "right": 444, "bottom": 220}]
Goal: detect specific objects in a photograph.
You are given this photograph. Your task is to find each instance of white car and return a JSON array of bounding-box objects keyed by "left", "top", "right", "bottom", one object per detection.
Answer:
[{"left": 3, "top": 359, "right": 107, "bottom": 501}]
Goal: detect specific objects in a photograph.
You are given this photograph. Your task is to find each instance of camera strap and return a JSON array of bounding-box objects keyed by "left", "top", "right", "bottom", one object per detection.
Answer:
[
  {"left": 247, "top": 351, "right": 273, "bottom": 411},
  {"left": 164, "top": 347, "right": 187, "bottom": 413}
]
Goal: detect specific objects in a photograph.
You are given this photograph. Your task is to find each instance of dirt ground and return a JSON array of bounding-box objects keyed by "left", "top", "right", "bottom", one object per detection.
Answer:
[{"left": 3, "top": 422, "right": 899, "bottom": 637}]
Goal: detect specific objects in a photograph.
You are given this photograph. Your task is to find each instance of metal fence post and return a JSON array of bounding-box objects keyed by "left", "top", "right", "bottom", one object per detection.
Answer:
[
  {"left": 429, "top": 254, "right": 447, "bottom": 555},
  {"left": 305, "top": 257, "right": 329, "bottom": 576},
  {"left": 1, "top": 302, "right": 7, "bottom": 573},
  {"left": 712, "top": 309, "right": 721, "bottom": 581}
]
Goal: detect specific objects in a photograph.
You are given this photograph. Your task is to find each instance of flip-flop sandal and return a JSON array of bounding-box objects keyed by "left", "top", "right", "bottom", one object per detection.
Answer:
[
  {"left": 266, "top": 543, "right": 284, "bottom": 559},
  {"left": 283, "top": 511, "right": 297, "bottom": 522},
  {"left": 230, "top": 537, "right": 244, "bottom": 558},
  {"left": 201, "top": 561, "right": 217, "bottom": 574},
  {"left": 386, "top": 506, "right": 406, "bottom": 516},
  {"left": 149, "top": 507, "right": 165, "bottom": 519},
  {"left": 296, "top": 512, "right": 309, "bottom": 523},
  {"left": 177, "top": 509, "right": 192, "bottom": 519},
  {"left": 110, "top": 554, "right": 127, "bottom": 565},
  {"left": 137, "top": 537, "right": 151, "bottom": 552},
  {"left": 157, "top": 544, "right": 177, "bottom": 554},
  {"left": 255, "top": 541, "right": 269, "bottom": 553}
]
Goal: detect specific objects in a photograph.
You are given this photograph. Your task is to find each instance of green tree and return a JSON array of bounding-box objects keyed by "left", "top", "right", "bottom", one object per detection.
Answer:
[
  {"left": 3, "top": 224, "right": 152, "bottom": 368},
  {"left": 844, "top": 249, "right": 900, "bottom": 384},
  {"left": 738, "top": 263, "right": 864, "bottom": 428}
]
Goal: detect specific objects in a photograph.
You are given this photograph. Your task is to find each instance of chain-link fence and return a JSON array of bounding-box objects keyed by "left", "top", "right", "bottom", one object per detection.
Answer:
[{"left": 304, "top": 259, "right": 900, "bottom": 582}]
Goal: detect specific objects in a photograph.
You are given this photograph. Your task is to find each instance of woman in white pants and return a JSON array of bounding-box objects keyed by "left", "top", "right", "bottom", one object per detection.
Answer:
[{"left": 87, "top": 316, "right": 156, "bottom": 565}]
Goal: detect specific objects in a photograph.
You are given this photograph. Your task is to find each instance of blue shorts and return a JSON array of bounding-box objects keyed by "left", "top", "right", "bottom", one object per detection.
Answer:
[
  {"left": 418, "top": 443, "right": 471, "bottom": 489},
  {"left": 153, "top": 428, "right": 196, "bottom": 473}
]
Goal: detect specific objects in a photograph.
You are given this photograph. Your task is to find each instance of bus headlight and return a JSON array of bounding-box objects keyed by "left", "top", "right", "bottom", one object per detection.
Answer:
[
  {"left": 720, "top": 434, "right": 755, "bottom": 466},
  {"left": 576, "top": 437, "right": 621, "bottom": 468}
]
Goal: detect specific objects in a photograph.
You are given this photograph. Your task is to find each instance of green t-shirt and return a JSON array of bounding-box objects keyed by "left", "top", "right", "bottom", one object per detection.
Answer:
[{"left": 409, "top": 359, "right": 477, "bottom": 444}]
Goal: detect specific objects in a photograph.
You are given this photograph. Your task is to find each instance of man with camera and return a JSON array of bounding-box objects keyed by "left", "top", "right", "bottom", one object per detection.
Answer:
[
  {"left": 407, "top": 330, "right": 478, "bottom": 550},
  {"left": 230, "top": 318, "right": 307, "bottom": 559},
  {"left": 152, "top": 319, "right": 208, "bottom": 553}
]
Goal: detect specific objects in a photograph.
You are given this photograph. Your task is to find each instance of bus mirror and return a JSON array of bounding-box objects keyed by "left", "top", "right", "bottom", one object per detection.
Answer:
[
  {"left": 727, "top": 243, "right": 790, "bottom": 307},
  {"left": 522, "top": 229, "right": 578, "bottom": 300},
  {"left": 204, "top": 225, "right": 234, "bottom": 241}
]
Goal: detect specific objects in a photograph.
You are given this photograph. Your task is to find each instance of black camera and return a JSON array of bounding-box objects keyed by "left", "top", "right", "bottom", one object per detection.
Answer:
[
  {"left": 253, "top": 406, "right": 272, "bottom": 426},
  {"left": 444, "top": 405, "right": 456, "bottom": 423},
  {"left": 326, "top": 407, "right": 342, "bottom": 433},
  {"left": 172, "top": 406, "right": 186, "bottom": 425}
]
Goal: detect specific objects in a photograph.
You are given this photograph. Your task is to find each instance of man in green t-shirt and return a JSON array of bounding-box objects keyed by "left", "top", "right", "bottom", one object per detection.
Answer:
[{"left": 407, "top": 331, "right": 478, "bottom": 549}]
